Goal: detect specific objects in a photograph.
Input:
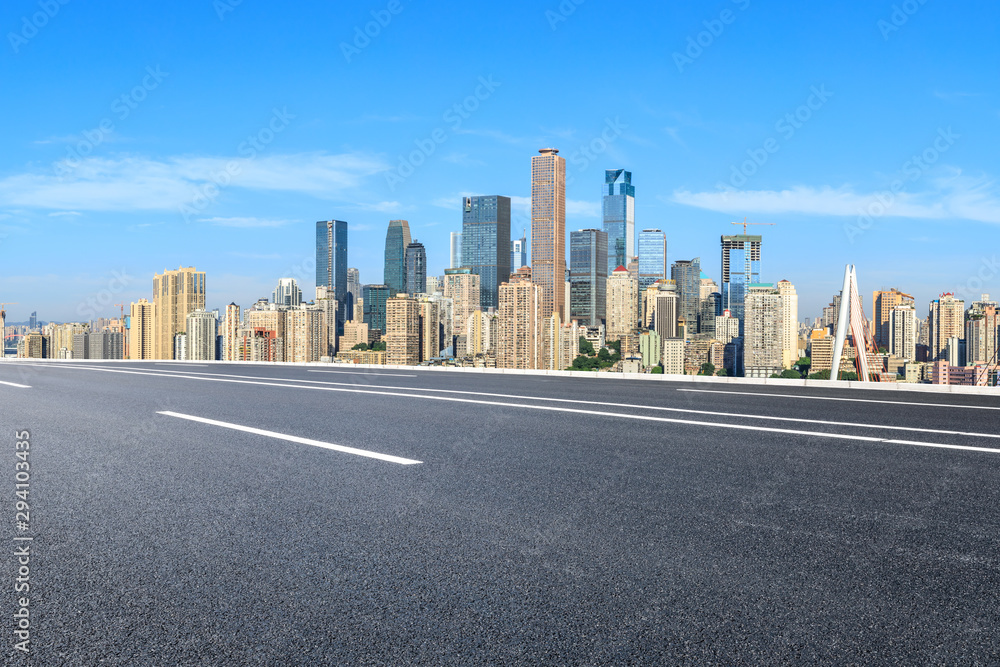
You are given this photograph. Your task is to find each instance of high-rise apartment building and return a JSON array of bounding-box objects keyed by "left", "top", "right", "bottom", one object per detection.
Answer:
[
  {"left": 531, "top": 149, "right": 566, "bottom": 321},
  {"left": 221, "top": 303, "right": 241, "bottom": 361},
  {"left": 498, "top": 267, "right": 541, "bottom": 370},
  {"left": 444, "top": 268, "right": 481, "bottom": 342},
  {"left": 186, "top": 309, "right": 217, "bottom": 361},
  {"left": 928, "top": 293, "right": 965, "bottom": 360},
  {"left": 386, "top": 294, "right": 421, "bottom": 366},
  {"left": 314, "top": 285, "right": 339, "bottom": 356},
  {"left": 511, "top": 232, "right": 528, "bottom": 271},
  {"left": 128, "top": 299, "right": 155, "bottom": 360},
  {"left": 362, "top": 284, "right": 390, "bottom": 333},
  {"left": 966, "top": 296, "right": 999, "bottom": 366},
  {"left": 417, "top": 298, "right": 441, "bottom": 361},
  {"left": 346, "top": 268, "right": 361, "bottom": 306},
  {"left": 889, "top": 303, "right": 918, "bottom": 361},
  {"left": 405, "top": 241, "right": 427, "bottom": 296},
  {"left": 569, "top": 229, "right": 608, "bottom": 328},
  {"left": 637, "top": 229, "right": 666, "bottom": 294},
  {"left": 606, "top": 266, "right": 638, "bottom": 341},
  {"left": 603, "top": 169, "right": 635, "bottom": 275},
  {"left": 153, "top": 266, "right": 206, "bottom": 360},
  {"left": 384, "top": 220, "right": 412, "bottom": 296},
  {"left": 462, "top": 195, "right": 511, "bottom": 310},
  {"left": 653, "top": 281, "right": 679, "bottom": 339},
  {"left": 715, "top": 309, "right": 740, "bottom": 345},
  {"left": 743, "top": 284, "right": 783, "bottom": 377},
  {"left": 671, "top": 259, "right": 701, "bottom": 335},
  {"left": 873, "top": 288, "right": 914, "bottom": 350},
  {"left": 450, "top": 232, "right": 463, "bottom": 269},
  {"left": 720, "top": 235, "right": 761, "bottom": 330},
  {"left": 285, "top": 306, "right": 324, "bottom": 363},
  {"left": 776, "top": 280, "right": 799, "bottom": 368},
  {"left": 272, "top": 278, "right": 302, "bottom": 308}
]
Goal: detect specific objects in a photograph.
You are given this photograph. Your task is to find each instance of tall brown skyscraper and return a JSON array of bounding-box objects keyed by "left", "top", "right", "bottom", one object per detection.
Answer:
[
  {"left": 873, "top": 288, "right": 914, "bottom": 349},
  {"left": 152, "top": 267, "right": 206, "bottom": 360},
  {"left": 531, "top": 148, "right": 566, "bottom": 320}
]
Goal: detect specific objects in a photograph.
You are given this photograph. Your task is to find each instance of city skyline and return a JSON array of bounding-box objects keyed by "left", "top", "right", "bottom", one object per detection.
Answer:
[{"left": 3, "top": 2, "right": 998, "bottom": 323}]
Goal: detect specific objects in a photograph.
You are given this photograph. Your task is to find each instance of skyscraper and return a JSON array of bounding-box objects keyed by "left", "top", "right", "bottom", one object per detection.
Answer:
[
  {"left": 721, "top": 234, "right": 762, "bottom": 330},
  {"left": 29, "top": 312, "right": 36, "bottom": 330},
  {"left": 653, "top": 281, "right": 679, "bottom": 339},
  {"left": 128, "top": 299, "right": 155, "bottom": 360},
  {"left": 965, "top": 295, "right": 999, "bottom": 366},
  {"left": 928, "top": 293, "right": 965, "bottom": 361},
  {"left": 569, "top": 229, "right": 608, "bottom": 327},
  {"left": 152, "top": 266, "right": 206, "bottom": 360},
  {"left": 889, "top": 303, "right": 918, "bottom": 361},
  {"left": 531, "top": 148, "right": 566, "bottom": 321},
  {"left": 272, "top": 278, "right": 302, "bottom": 307},
  {"left": 316, "top": 220, "right": 348, "bottom": 334},
  {"left": 186, "top": 310, "right": 217, "bottom": 361},
  {"left": 498, "top": 267, "right": 541, "bottom": 370},
  {"left": 873, "top": 288, "right": 914, "bottom": 349},
  {"left": 637, "top": 229, "right": 666, "bottom": 293},
  {"left": 744, "top": 284, "right": 783, "bottom": 378},
  {"left": 362, "top": 284, "right": 390, "bottom": 333},
  {"left": 450, "top": 232, "right": 463, "bottom": 269},
  {"left": 444, "top": 268, "right": 481, "bottom": 342},
  {"left": 405, "top": 241, "right": 427, "bottom": 296},
  {"left": 221, "top": 303, "right": 241, "bottom": 361},
  {"left": 384, "top": 219, "right": 411, "bottom": 296},
  {"left": 346, "top": 268, "right": 362, "bottom": 306},
  {"left": 606, "top": 266, "right": 638, "bottom": 341},
  {"left": 671, "top": 258, "right": 701, "bottom": 335},
  {"left": 603, "top": 169, "right": 635, "bottom": 275},
  {"left": 462, "top": 195, "right": 511, "bottom": 310},
  {"left": 775, "top": 280, "right": 799, "bottom": 368},
  {"left": 386, "top": 294, "right": 421, "bottom": 365},
  {"left": 511, "top": 231, "right": 528, "bottom": 271}
]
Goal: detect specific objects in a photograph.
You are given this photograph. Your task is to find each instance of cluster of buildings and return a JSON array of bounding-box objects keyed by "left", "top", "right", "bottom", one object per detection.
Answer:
[{"left": 8, "top": 148, "right": 999, "bottom": 385}]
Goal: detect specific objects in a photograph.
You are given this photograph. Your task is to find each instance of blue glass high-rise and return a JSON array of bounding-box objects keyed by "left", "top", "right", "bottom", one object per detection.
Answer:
[
  {"left": 603, "top": 169, "right": 635, "bottom": 276},
  {"left": 362, "top": 284, "right": 390, "bottom": 333},
  {"left": 671, "top": 258, "right": 701, "bottom": 333},
  {"left": 462, "top": 195, "right": 511, "bottom": 310},
  {"left": 721, "top": 235, "right": 761, "bottom": 332},
  {"left": 384, "top": 220, "right": 411, "bottom": 296},
  {"left": 637, "top": 229, "right": 666, "bottom": 293},
  {"left": 316, "top": 220, "right": 348, "bottom": 333},
  {"left": 405, "top": 241, "right": 427, "bottom": 296},
  {"left": 570, "top": 229, "right": 608, "bottom": 327}
]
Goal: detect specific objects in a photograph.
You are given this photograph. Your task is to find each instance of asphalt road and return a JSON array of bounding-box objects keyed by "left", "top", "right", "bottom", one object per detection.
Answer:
[{"left": 2, "top": 360, "right": 1000, "bottom": 665}]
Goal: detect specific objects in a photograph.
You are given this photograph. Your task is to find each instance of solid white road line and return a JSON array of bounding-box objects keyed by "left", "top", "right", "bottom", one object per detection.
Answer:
[
  {"left": 307, "top": 370, "right": 417, "bottom": 377},
  {"left": 0, "top": 380, "right": 31, "bottom": 388},
  {"left": 13, "top": 362, "right": 1000, "bottom": 456},
  {"left": 44, "top": 364, "right": 1000, "bottom": 441},
  {"left": 155, "top": 363, "right": 208, "bottom": 367},
  {"left": 678, "top": 388, "right": 1000, "bottom": 411},
  {"left": 157, "top": 411, "right": 422, "bottom": 465}
]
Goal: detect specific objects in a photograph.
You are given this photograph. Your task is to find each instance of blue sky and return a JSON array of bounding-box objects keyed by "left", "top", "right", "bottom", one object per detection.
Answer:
[{"left": 1, "top": 0, "right": 998, "bottom": 323}]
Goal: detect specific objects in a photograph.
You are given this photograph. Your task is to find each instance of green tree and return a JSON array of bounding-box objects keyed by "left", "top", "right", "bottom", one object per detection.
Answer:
[
  {"left": 597, "top": 347, "right": 612, "bottom": 362},
  {"left": 579, "top": 337, "right": 595, "bottom": 356},
  {"left": 779, "top": 369, "right": 802, "bottom": 379},
  {"left": 607, "top": 339, "right": 621, "bottom": 355},
  {"left": 352, "top": 342, "right": 369, "bottom": 351},
  {"left": 699, "top": 362, "right": 715, "bottom": 376},
  {"left": 372, "top": 341, "right": 386, "bottom": 352},
  {"left": 651, "top": 366, "right": 664, "bottom": 374},
  {"left": 808, "top": 369, "right": 831, "bottom": 380},
  {"left": 716, "top": 369, "right": 728, "bottom": 377}
]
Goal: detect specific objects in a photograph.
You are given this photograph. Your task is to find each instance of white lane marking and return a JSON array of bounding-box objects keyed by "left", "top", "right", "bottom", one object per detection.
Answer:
[
  {"left": 0, "top": 380, "right": 30, "bottom": 388},
  {"left": 13, "top": 362, "right": 1000, "bottom": 455},
  {"left": 41, "top": 364, "right": 1000, "bottom": 441},
  {"left": 155, "top": 363, "right": 208, "bottom": 367},
  {"left": 308, "top": 370, "right": 417, "bottom": 377},
  {"left": 157, "top": 411, "right": 422, "bottom": 465},
  {"left": 678, "top": 388, "right": 1000, "bottom": 411}
]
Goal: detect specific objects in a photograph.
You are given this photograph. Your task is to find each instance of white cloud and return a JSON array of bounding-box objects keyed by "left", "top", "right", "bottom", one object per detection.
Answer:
[
  {"left": 48, "top": 211, "right": 82, "bottom": 217},
  {"left": 0, "top": 152, "right": 389, "bottom": 212},
  {"left": 200, "top": 217, "right": 295, "bottom": 228},
  {"left": 671, "top": 173, "right": 1000, "bottom": 224}
]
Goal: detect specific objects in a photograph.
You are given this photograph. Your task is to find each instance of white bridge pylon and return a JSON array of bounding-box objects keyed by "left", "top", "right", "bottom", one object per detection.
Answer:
[{"left": 830, "top": 264, "right": 880, "bottom": 382}]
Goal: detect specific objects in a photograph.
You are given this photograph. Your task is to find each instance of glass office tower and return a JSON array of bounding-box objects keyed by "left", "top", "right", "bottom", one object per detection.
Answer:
[
  {"left": 362, "top": 284, "right": 390, "bottom": 333},
  {"left": 721, "top": 235, "right": 762, "bottom": 331},
  {"left": 462, "top": 195, "right": 511, "bottom": 310},
  {"left": 603, "top": 169, "right": 635, "bottom": 276},
  {"left": 384, "top": 220, "right": 411, "bottom": 296},
  {"left": 637, "top": 228, "right": 666, "bottom": 293},
  {"left": 570, "top": 229, "right": 608, "bottom": 327},
  {"left": 316, "top": 220, "right": 348, "bottom": 333}
]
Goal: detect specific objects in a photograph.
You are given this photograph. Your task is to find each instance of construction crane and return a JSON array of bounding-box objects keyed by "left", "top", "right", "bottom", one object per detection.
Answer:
[{"left": 730, "top": 217, "right": 775, "bottom": 235}]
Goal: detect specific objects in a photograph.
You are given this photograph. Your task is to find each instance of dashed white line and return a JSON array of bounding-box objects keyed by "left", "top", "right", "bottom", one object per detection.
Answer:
[
  {"left": 157, "top": 411, "right": 422, "bottom": 465},
  {"left": 0, "top": 380, "right": 30, "bottom": 388},
  {"left": 307, "top": 370, "right": 417, "bottom": 377}
]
